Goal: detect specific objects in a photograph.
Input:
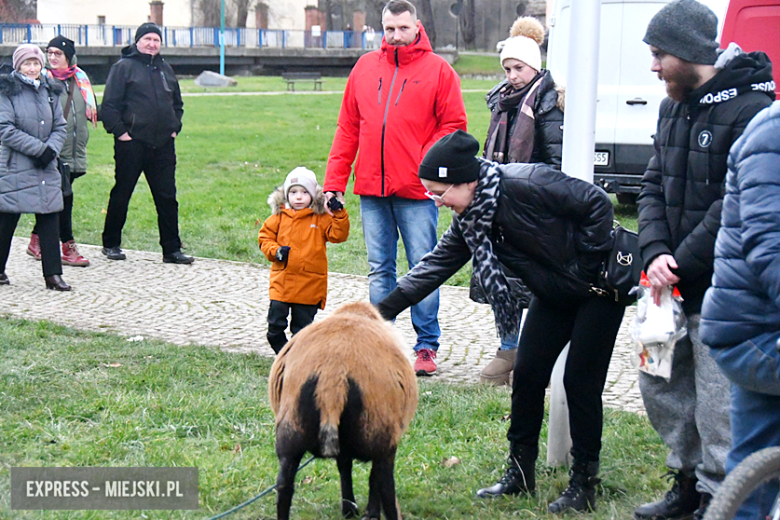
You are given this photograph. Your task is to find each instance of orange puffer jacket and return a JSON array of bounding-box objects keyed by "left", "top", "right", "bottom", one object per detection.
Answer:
[
  {"left": 258, "top": 187, "right": 350, "bottom": 308},
  {"left": 324, "top": 23, "right": 467, "bottom": 200}
]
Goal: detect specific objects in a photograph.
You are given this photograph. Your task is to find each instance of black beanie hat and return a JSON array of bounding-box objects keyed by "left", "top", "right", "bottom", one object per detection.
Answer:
[
  {"left": 419, "top": 130, "right": 481, "bottom": 184},
  {"left": 135, "top": 22, "right": 163, "bottom": 43},
  {"left": 47, "top": 36, "right": 76, "bottom": 64},
  {"left": 643, "top": 0, "right": 719, "bottom": 65}
]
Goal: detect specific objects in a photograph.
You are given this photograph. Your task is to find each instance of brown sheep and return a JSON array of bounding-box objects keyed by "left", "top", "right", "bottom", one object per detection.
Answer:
[{"left": 268, "top": 301, "right": 418, "bottom": 520}]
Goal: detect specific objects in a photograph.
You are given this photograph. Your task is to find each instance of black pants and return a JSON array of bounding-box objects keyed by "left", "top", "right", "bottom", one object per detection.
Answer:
[
  {"left": 0, "top": 212, "right": 62, "bottom": 276},
  {"left": 32, "top": 173, "right": 78, "bottom": 243},
  {"left": 508, "top": 295, "right": 625, "bottom": 463},
  {"left": 102, "top": 139, "right": 181, "bottom": 255},
  {"left": 267, "top": 300, "right": 319, "bottom": 353}
]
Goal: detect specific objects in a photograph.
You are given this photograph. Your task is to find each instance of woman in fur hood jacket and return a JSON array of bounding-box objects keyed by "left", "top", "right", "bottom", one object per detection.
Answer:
[
  {"left": 476, "top": 17, "right": 566, "bottom": 386},
  {"left": 0, "top": 44, "right": 70, "bottom": 291},
  {"left": 258, "top": 167, "right": 350, "bottom": 353}
]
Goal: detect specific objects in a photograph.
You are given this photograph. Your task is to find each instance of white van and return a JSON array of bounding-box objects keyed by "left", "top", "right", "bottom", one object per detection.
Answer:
[{"left": 546, "top": 0, "right": 728, "bottom": 204}]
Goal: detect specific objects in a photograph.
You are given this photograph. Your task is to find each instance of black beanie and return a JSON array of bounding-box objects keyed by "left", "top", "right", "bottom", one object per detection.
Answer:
[
  {"left": 135, "top": 22, "right": 163, "bottom": 43},
  {"left": 47, "top": 36, "right": 76, "bottom": 64},
  {"left": 643, "top": 0, "right": 719, "bottom": 65},
  {"left": 419, "top": 130, "right": 481, "bottom": 184}
]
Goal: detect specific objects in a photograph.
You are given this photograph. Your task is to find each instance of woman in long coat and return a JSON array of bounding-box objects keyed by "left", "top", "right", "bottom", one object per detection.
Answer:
[
  {"left": 26, "top": 36, "right": 97, "bottom": 267},
  {"left": 0, "top": 44, "right": 69, "bottom": 290}
]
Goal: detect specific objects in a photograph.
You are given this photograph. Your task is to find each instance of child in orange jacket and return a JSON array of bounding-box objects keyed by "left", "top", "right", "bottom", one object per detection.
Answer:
[{"left": 258, "top": 167, "right": 350, "bottom": 353}]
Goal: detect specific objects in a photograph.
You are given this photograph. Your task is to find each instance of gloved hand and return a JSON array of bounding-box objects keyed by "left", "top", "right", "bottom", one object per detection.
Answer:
[
  {"left": 34, "top": 146, "right": 57, "bottom": 169},
  {"left": 275, "top": 246, "right": 290, "bottom": 262},
  {"left": 327, "top": 196, "right": 344, "bottom": 212},
  {"left": 375, "top": 288, "right": 412, "bottom": 321}
]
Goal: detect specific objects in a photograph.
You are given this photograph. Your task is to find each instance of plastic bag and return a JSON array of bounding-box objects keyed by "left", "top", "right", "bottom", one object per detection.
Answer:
[{"left": 630, "top": 275, "right": 687, "bottom": 381}]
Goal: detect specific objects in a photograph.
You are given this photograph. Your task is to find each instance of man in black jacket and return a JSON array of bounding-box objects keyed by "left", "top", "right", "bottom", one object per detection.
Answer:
[
  {"left": 100, "top": 23, "right": 193, "bottom": 264},
  {"left": 633, "top": 2, "right": 775, "bottom": 520}
]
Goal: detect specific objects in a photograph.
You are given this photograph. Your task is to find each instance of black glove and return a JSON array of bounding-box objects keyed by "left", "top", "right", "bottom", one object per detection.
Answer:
[
  {"left": 375, "top": 288, "right": 412, "bottom": 321},
  {"left": 275, "top": 246, "right": 290, "bottom": 262},
  {"left": 34, "top": 146, "right": 57, "bottom": 169},
  {"left": 327, "top": 196, "right": 344, "bottom": 212}
]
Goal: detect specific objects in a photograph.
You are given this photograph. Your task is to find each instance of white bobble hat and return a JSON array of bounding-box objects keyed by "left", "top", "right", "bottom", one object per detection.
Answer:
[
  {"left": 499, "top": 35, "right": 541, "bottom": 72},
  {"left": 283, "top": 167, "right": 319, "bottom": 199}
]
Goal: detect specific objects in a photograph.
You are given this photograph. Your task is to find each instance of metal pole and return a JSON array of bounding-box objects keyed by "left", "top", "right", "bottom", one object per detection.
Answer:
[
  {"left": 219, "top": 0, "right": 225, "bottom": 75},
  {"left": 547, "top": 0, "right": 602, "bottom": 468}
]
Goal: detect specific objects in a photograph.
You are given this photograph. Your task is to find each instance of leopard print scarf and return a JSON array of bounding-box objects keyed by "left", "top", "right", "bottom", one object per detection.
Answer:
[{"left": 458, "top": 161, "right": 524, "bottom": 339}]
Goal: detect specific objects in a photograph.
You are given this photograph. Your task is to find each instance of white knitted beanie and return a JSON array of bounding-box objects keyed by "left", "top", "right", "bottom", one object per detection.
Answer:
[
  {"left": 499, "top": 35, "right": 541, "bottom": 72},
  {"left": 283, "top": 167, "right": 319, "bottom": 200}
]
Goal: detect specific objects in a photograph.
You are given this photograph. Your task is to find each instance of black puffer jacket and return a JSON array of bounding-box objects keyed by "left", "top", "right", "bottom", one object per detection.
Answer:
[
  {"left": 484, "top": 69, "right": 565, "bottom": 167},
  {"left": 101, "top": 45, "right": 183, "bottom": 148},
  {"left": 396, "top": 160, "right": 614, "bottom": 309},
  {"left": 637, "top": 50, "right": 774, "bottom": 314}
]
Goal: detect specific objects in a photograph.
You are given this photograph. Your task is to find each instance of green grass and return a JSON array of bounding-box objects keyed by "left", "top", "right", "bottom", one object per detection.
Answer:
[
  {"left": 453, "top": 52, "right": 503, "bottom": 77},
  {"left": 0, "top": 317, "right": 667, "bottom": 519}
]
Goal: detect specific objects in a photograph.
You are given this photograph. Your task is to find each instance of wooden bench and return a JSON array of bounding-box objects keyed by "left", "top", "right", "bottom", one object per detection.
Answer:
[{"left": 282, "top": 72, "right": 323, "bottom": 92}]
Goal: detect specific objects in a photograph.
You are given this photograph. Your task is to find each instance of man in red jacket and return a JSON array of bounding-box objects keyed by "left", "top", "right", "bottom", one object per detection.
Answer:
[{"left": 324, "top": 0, "right": 467, "bottom": 376}]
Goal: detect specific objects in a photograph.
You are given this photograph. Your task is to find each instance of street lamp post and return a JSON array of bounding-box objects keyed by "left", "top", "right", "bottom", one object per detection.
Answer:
[{"left": 219, "top": 0, "right": 225, "bottom": 75}]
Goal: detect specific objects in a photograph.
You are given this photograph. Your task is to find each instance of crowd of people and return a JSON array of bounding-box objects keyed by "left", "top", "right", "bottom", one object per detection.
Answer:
[{"left": 0, "top": 0, "right": 777, "bottom": 517}]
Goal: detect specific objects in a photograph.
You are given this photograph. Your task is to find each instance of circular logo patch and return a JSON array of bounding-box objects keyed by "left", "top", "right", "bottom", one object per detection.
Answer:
[{"left": 698, "top": 130, "right": 713, "bottom": 148}]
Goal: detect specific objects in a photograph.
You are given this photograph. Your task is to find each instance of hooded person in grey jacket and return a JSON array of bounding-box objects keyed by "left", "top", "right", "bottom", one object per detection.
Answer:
[{"left": 0, "top": 44, "right": 70, "bottom": 291}]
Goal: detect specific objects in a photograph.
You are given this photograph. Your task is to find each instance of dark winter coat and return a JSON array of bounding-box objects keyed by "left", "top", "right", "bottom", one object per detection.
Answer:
[
  {"left": 101, "top": 45, "right": 183, "bottom": 148},
  {"left": 0, "top": 73, "right": 66, "bottom": 214},
  {"left": 637, "top": 51, "right": 775, "bottom": 314},
  {"left": 396, "top": 159, "right": 614, "bottom": 309},
  {"left": 484, "top": 69, "right": 565, "bottom": 167},
  {"left": 701, "top": 102, "right": 780, "bottom": 349},
  {"left": 473, "top": 70, "right": 566, "bottom": 308}
]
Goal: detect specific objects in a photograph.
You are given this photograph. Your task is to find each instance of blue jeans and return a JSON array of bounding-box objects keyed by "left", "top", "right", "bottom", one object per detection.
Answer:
[
  {"left": 711, "top": 332, "right": 780, "bottom": 520},
  {"left": 360, "top": 195, "right": 440, "bottom": 351},
  {"left": 500, "top": 326, "right": 520, "bottom": 351}
]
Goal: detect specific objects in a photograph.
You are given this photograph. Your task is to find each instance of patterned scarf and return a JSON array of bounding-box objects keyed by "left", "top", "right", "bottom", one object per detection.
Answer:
[
  {"left": 484, "top": 72, "right": 542, "bottom": 164},
  {"left": 458, "top": 161, "right": 524, "bottom": 339},
  {"left": 47, "top": 66, "right": 98, "bottom": 125}
]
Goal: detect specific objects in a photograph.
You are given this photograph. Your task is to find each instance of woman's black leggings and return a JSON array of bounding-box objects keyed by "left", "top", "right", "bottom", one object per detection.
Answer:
[
  {"left": 0, "top": 212, "right": 62, "bottom": 276},
  {"left": 507, "top": 294, "right": 625, "bottom": 463}
]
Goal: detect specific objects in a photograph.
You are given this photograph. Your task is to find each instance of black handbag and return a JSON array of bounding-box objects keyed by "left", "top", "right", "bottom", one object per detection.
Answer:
[{"left": 591, "top": 224, "right": 642, "bottom": 305}]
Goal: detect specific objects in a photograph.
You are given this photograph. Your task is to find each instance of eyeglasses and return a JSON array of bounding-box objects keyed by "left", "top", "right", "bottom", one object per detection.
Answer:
[
  {"left": 47, "top": 50, "right": 65, "bottom": 57},
  {"left": 424, "top": 184, "right": 454, "bottom": 203}
]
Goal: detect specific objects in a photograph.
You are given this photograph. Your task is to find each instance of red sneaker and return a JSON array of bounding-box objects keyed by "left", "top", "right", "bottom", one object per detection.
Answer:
[
  {"left": 414, "top": 348, "right": 437, "bottom": 376},
  {"left": 61, "top": 240, "right": 90, "bottom": 267},
  {"left": 27, "top": 233, "right": 41, "bottom": 260}
]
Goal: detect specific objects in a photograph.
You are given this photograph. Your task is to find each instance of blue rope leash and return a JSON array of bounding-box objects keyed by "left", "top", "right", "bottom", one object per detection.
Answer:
[{"left": 204, "top": 456, "right": 315, "bottom": 520}]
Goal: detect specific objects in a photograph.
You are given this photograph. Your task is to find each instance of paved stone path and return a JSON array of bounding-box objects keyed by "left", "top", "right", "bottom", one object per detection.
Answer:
[{"left": 0, "top": 238, "right": 644, "bottom": 413}]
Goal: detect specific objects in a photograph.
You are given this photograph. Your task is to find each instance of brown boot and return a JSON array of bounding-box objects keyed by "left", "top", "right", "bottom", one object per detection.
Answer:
[
  {"left": 61, "top": 240, "right": 90, "bottom": 267},
  {"left": 480, "top": 348, "right": 516, "bottom": 386},
  {"left": 27, "top": 233, "right": 41, "bottom": 260}
]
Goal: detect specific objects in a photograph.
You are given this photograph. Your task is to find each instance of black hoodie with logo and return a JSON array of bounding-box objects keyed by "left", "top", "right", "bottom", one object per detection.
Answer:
[
  {"left": 638, "top": 50, "right": 775, "bottom": 314},
  {"left": 101, "top": 44, "right": 183, "bottom": 148}
]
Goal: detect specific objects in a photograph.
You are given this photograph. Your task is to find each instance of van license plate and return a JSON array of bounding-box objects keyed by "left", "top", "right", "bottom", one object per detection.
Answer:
[{"left": 594, "top": 152, "right": 609, "bottom": 166}]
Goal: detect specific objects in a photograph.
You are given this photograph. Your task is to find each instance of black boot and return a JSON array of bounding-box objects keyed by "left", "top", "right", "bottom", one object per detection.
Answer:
[
  {"left": 634, "top": 471, "right": 701, "bottom": 520},
  {"left": 476, "top": 444, "right": 537, "bottom": 497},
  {"left": 547, "top": 460, "right": 600, "bottom": 514}
]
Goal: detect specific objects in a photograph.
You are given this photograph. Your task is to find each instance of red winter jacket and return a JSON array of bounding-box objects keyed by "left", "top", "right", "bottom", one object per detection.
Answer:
[{"left": 324, "top": 24, "right": 467, "bottom": 200}]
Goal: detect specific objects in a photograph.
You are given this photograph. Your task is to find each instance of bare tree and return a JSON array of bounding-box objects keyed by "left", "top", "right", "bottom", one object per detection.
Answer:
[
  {"left": 460, "top": 0, "right": 476, "bottom": 50},
  {"left": 193, "top": 0, "right": 251, "bottom": 28},
  {"left": 0, "top": 0, "right": 36, "bottom": 22},
  {"left": 418, "top": 0, "right": 436, "bottom": 48}
]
